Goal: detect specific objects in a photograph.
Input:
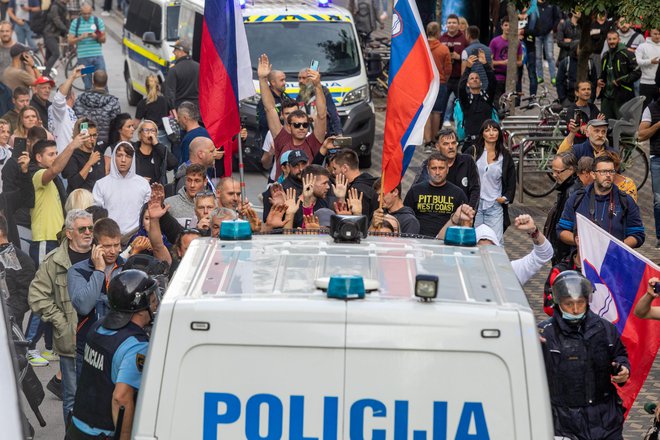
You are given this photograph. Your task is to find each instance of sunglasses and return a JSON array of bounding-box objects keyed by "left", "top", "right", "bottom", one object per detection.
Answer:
[
  {"left": 76, "top": 225, "right": 94, "bottom": 233},
  {"left": 291, "top": 122, "right": 309, "bottom": 129},
  {"left": 181, "top": 228, "right": 202, "bottom": 235},
  {"left": 194, "top": 190, "right": 216, "bottom": 198}
]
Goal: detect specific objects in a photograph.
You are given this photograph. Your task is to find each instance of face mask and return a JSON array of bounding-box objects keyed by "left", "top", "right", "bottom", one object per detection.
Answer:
[{"left": 562, "top": 310, "right": 585, "bottom": 321}]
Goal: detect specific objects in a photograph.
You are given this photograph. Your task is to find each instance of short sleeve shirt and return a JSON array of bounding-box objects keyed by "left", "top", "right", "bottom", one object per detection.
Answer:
[
  {"left": 31, "top": 169, "right": 64, "bottom": 241},
  {"left": 272, "top": 130, "right": 321, "bottom": 178},
  {"left": 69, "top": 15, "right": 105, "bottom": 58}
]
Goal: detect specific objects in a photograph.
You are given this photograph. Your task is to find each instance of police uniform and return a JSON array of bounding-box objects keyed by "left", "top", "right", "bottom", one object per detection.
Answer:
[
  {"left": 538, "top": 309, "right": 629, "bottom": 440},
  {"left": 69, "top": 320, "right": 148, "bottom": 438}
]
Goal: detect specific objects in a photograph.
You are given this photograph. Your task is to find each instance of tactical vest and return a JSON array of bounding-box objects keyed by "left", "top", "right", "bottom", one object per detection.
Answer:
[{"left": 73, "top": 320, "right": 148, "bottom": 431}]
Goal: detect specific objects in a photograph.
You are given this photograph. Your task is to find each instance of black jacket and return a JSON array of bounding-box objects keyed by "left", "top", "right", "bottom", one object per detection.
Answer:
[
  {"left": 413, "top": 153, "right": 481, "bottom": 211},
  {"left": 164, "top": 56, "right": 200, "bottom": 108},
  {"left": 30, "top": 96, "right": 51, "bottom": 126},
  {"left": 1, "top": 242, "right": 36, "bottom": 326},
  {"left": 543, "top": 174, "right": 582, "bottom": 264},
  {"left": 44, "top": 0, "right": 69, "bottom": 36},
  {"left": 458, "top": 64, "right": 497, "bottom": 139},
  {"left": 133, "top": 141, "right": 178, "bottom": 185},
  {"left": 556, "top": 56, "right": 597, "bottom": 104},
  {"left": 348, "top": 172, "right": 378, "bottom": 222},
  {"left": 0, "top": 158, "right": 34, "bottom": 246},
  {"left": 600, "top": 44, "right": 641, "bottom": 102},
  {"left": 556, "top": 20, "right": 580, "bottom": 63},
  {"left": 62, "top": 148, "right": 106, "bottom": 194},
  {"left": 464, "top": 144, "right": 516, "bottom": 230},
  {"left": 389, "top": 206, "right": 420, "bottom": 235},
  {"left": 533, "top": 2, "right": 561, "bottom": 37}
]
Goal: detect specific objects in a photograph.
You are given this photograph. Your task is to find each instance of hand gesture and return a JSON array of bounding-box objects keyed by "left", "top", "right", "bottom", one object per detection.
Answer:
[
  {"left": 18, "top": 152, "right": 29, "bottom": 173},
  {"left": 131, "top": 236, "right": 152, "bottom": 254},
  {"left": 257, "top": 53, "right": 272, "bottom": 80},
  {"left": 306, "top": 68, "right": 321, "bottom": 86},
  {"left": 71, "top": 131, "right": 90, "bottom": 149},
  {"left": 347, "top": 187, "right": 363, "bottom": 215},
  {"left": 268, "top": 183, "right": 285, "bottom": 206},
  {"left": 331, "top": 173, "right": 348, "bottom": 200},
  {"left": 147, "top": 199, "right": 169, "bottom": 221},
  {"left": 243, "top": 206, "right": 262, "bottom": 232},
  {"left": 477, "top": 49, "right": 487, "bottom": 65},
  {"left": 450, "top": 204, "right": 475, "bottom": 226},
  {"left": 197, "top": 216, "right": 211, "bottom": 230},
  {"left": 283, "top": 187, "right": 300, "bottom": 216},
  {"left": 91, "top": 244, "right": 106, "bottom": 271},
  {"left": 88, "top": 150, "right": 101, "bottom": 166},
  {"left": 150, "top": 183, "right": 165, "bottom": 207},
  {"left": 333, "top": 200, "right": 352, "bottom": 215},
  {"left": 303, "top": 214, "right": 320, "bottom": 230},
  {"left": 647, "top": 277, "right": 660, "bottom": 298},
  {"left": 302, "top": 173, "right": 315, "bottom": 206},
  {"left": 265, "top": 204, "right": 287, "bottom": 229},
  {"left": 514, "top": 214, "right": 536, "bottom": 234},
  {"left": 466, "top": 54, "right": 477, "bottom": 68}
]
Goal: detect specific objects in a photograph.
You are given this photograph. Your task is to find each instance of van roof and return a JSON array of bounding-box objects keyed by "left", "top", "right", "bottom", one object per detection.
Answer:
[
  {"left": 182, "top": 0, "right": 352, "bottom": 21},
  {"left": 167, "top": 235, "right": 530, "bottom": 308}
]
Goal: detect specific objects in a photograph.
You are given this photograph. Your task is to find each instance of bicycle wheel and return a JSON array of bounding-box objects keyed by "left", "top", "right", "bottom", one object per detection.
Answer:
[
  {"left": 520, "top": 140, "right": 558, "bottom": 198},
  {"left": 619, "top": 144, "right": 649, "bottom": 190},
  {"left": 65, "top": 54, "right": 85, "bottom": 92}
]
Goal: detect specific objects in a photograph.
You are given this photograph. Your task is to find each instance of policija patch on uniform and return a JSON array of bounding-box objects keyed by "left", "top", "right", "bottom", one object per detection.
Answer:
[{"left": 136, "top": 353, "right": 145, "bottom": 372}]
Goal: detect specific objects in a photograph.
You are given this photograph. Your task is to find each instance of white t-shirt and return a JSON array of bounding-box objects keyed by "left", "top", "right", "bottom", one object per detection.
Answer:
[
  {"left": 641, "top": 106, "right": 651, "bottom": 123},
  {"left": 476, "top": 150, "right": 503, "bottom": 209},
  {"left": 261, "top": 131, "right": 276, "bottom": 181}
]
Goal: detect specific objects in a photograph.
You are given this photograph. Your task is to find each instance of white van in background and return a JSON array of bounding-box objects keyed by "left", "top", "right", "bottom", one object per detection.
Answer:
[{"left": 132, "top": 230, "right": 554, "bottom": 439}]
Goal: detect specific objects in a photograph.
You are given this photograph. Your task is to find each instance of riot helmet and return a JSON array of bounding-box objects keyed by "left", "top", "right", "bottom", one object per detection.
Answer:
[
  {"left": 552, "top": 270, "right": 593, "bottom": 305},
  {"left": 104, "top": 269, "right": 158, "bottom": 330}
]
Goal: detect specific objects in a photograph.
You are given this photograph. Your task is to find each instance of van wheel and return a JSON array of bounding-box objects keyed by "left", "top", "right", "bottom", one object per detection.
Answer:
[{"left": 126, "top": 78, "right": 141, "bottom": 106}]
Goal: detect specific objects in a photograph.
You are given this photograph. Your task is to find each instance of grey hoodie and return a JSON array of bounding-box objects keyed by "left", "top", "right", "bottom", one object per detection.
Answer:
[
  {"left": 164, "top": 185, "right": 195, "bottom": 226},
  {"left": 92, "top": 142, "right": 151, "bottom": 234}
]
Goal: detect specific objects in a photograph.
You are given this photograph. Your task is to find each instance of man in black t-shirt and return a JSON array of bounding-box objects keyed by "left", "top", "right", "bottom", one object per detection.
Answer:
[{"left": 404, "top": 152, "right": 467, "bottom": 237}]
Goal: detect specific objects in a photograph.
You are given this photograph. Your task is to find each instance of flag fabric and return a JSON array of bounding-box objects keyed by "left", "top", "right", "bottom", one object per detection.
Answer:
[
  {"left": 199, "top": 0, "right": 255, "bottom": 174},
  {"left": 577, "top": 213, "right": 660, "bottom": 413},
  {"left": 380, "top": 0, "right": 439, "bottom": 194}
]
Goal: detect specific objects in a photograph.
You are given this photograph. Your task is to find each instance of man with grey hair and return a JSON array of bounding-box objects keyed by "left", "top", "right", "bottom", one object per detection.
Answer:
[
  {"left": 28, "top": 209, "right": 94, "bottom": 425},
  {"left": 210, "top": 207, "right": 238, "bottom": 237},
  {"left": 297, "top": 68, "right": 342, "bottom": 136},
  {"left": 176, "top": 101, "right": 211, "bottom": 163}
]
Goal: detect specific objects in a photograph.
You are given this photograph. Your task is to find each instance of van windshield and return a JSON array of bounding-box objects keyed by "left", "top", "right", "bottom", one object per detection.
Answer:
[
  {"left": 245, "top": 21, "right": 360, "bottom": 79},
  {"left": 166, "top": 6, "right": 180, "bottom": 41}
]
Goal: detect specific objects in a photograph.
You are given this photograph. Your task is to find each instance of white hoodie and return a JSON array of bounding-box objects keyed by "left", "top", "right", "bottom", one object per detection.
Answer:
[
  {"left": 636, "top": 37, "right": 660, "bottom": 84},
  {"left": 93, "top": 143, "right": 151, "bottom": 234}
]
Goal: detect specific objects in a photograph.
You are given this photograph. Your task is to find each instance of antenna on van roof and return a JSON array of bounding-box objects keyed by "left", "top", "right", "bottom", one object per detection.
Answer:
[{"left": 284, "top": 0, "right": 288, "bottom": 12}]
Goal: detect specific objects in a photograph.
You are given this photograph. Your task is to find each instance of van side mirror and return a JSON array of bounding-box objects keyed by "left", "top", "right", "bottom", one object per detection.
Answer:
[{"left": 142, "top": 31, "right": 161, "bottom": 45}]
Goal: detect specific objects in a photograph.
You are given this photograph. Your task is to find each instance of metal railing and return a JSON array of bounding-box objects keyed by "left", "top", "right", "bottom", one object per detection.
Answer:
[{"left": 515, "top": 135, "right": 566, "bottom": 203}]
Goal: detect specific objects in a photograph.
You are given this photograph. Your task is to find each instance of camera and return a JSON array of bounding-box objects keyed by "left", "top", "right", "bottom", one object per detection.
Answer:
[{"left": 330, "top": 215, "right": 368, "bottom": 243}]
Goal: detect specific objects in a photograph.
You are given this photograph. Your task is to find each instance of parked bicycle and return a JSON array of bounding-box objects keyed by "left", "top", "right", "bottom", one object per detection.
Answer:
[
  {"left": 32, "top": 36, "right": 83, "bottom": 91},
  {"left": 364, "top": 36, "right": 390, "bottom": 99}
]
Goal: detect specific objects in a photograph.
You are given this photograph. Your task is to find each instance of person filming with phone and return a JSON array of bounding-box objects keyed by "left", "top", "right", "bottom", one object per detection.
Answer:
[
  {"left": 67, "top": 2, "right": 106, "bottom": 91},
  {"left": 633, "top": 278, "right": 660, "bottom": 320}
]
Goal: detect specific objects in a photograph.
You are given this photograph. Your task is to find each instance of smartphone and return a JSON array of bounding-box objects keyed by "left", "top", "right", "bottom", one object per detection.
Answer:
[
  {"left": 81, "top": 65, "right": 96, "bottom": 75},
  {"left": 655, "top": 283, "right": 660, "bottom": 294},
  {"left": 80, "top": 121, "right": 89, "bottom": 136},
  {"left": 12, "top": 138, "right": 26, "bottom": 160},
  {"left": 333, "top": 136, "right": 352, "bottom": 148},
  {"left": 310, "top": 59, "right": 319, "bottom": 71}
]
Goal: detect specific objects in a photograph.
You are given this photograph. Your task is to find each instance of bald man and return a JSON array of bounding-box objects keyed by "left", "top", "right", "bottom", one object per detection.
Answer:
[
  {"left": 257, "top": 68, "right": 291, "bottom": 141},
  {"left": 173, "top": 136, "right": 220, "bottom": 192},
  {"left": 216, "top": 177, "right": 241, "bottom": 210}
]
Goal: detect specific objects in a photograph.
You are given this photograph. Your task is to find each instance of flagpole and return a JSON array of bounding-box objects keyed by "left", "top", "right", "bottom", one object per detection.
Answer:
[
  {"left": 237, "top": 132, "right": 246, "bottom": 206},
  {"left": 379, "top": 171, "right": 384, "bottom": 211}
]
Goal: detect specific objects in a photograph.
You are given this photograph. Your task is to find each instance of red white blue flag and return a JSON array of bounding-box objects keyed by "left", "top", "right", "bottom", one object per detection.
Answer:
[
  {"left": 577, "top": 213, "right": 660, "bottom": 413},
  {"left": 381, "top": 0, "right": 438, "bottom": 193},
  {"left": 199, "top": 0, "right": 255, "bottom": 173}
]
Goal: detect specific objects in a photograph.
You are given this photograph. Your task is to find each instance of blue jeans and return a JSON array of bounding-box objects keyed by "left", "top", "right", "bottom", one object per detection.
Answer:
[
  {"left": 25, "top": 312, "right": 53, "bottom": 350},
  {"left": 77, "top": 55, "right": 106, "bottom": 90},
  {"left": 535, "top": 33, "right": 556, "bottom": 80},
  {"left": 475, "top": 202, "right": 505, "bottom": 245},
  {"left": 651, "top": 155, "right": 660, "bottom": 241},
  {"left": 14, "top": 21, "right": 36, "bottom": 49},
  {"left": 61, "top": 355, "right": 77, "bottom": 424},
  {"left": 444, "top": 92, "right": 456, "bottom": 123}
]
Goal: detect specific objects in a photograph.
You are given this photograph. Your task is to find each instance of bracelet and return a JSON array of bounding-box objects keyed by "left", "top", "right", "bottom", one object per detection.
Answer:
[{"left": 528, "top": 227, "right": 540, "bottom": 240}]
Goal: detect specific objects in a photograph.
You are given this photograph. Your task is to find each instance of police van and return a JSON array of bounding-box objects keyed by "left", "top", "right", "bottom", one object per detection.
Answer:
[
  {"left": 132, "top": 222, "right": 554, "bottom": 439},
  {"left": 177, "top": 0, "right": 376, "bottom": 168},
  {"left": 123, "top": 0, "right": 181, "bottom": 105}
]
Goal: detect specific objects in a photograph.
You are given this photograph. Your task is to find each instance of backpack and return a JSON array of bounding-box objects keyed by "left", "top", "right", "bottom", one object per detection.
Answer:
[
  {"left": 453, "top": 98, "right": 500, "bottom": 141},
  {"left": 571, "top": 186, "right": 629, "bottom": 232},
  {"left": 74, "top": 16, "right": 100, "bottom": 37},
  {"left": 29, "top": 4, "right": 51, "bottom": 35}
]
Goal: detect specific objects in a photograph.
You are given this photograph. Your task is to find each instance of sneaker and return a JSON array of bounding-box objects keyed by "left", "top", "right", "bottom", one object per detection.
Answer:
[
  {"left": 27, "top": 349, "right": 49, "bottom": 367},
  {"left": 41, "top": 349, "right": 59, "bottom": 361},
  {"left": 46, "top": 375, "right": 63, "bottom": 400},
  {"left": 423, "top": 142, "right": 434, "bottom": 153},
  {"left": 537, "top": 77, "right": 544, "bottom": 84},
  {"left": 101, "top": 10, "right": 110, "bottom": 16},
  {"left": 551, "top": 77, "right": 556, "bottom": 86}
]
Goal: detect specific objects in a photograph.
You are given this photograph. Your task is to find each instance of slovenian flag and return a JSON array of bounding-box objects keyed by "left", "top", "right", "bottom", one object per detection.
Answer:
[
  {"left": 381, "top": 0, "right": 438, "bottom": 193},
  {"left": 577, "top": 213, "right": 660, "bottom": 414},
  {"left": 199, "top": 0, "right": 256, "bottom": 174}
]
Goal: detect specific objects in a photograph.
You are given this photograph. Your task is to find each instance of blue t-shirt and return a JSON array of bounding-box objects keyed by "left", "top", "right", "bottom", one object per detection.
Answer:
[
  {"left": 69, "top": 16, "right": 106, "bottom": 58},
  {"left": 571, "top": 140, "right": 616, "bottom": 160},
  {"left": 179, "top": 126, "right": 211, "bottom": 163}
]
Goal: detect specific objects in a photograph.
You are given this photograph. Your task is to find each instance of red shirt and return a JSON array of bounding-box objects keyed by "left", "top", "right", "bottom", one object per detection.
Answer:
[
  {"left": 439, "top": 31, "right": 468, "bottom": 79},
  {"left": 273, "top": 129, "right": 322, "bottom": 177}
]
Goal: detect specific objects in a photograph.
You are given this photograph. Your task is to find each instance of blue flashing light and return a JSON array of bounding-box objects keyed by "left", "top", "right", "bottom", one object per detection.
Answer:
[
  {"left": 327, "top": 275, "right": 365, "bottom": 299},
  {"left": 219, "top": 219, "right": 252, "bottom": 241},
  {"left": 318, "top": 0, "right": 330, "bottom": 7},
  {"left": 444, "top": 226, "right": 477, "bottom": 247},
  {"left": 239, "top": 0, "right": 246, "bottom": 8}
]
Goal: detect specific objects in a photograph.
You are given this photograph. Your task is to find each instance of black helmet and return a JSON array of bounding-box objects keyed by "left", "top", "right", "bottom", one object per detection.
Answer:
[
  {"left": 104, "top": 270, "right": 158, "bottom": 330},
  {"left": 552, "top": 271, "right": 593, "bottom": 306}
]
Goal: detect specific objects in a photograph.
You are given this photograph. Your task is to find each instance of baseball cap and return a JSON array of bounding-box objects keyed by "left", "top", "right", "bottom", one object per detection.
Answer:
[
  {"left": 475, "top": 224, "right": 500, "bottom": 247},
  {"left": 10, "top": 44, "right": 30, "bottom": 58},
  {"left": 33, "top": 76, "right": 55, "bottom": 87},
  {"left": 287, "top": 149, "right": 309, "bottom": 165},
  {"left": 170, "top": 40, "right": 191, "bottom": 53},
  {"left": 280, "top": 150, "right": 292, "bottom": 165},
  {"left": 587, "top": 119, "right": 608, "bottom": 128}
]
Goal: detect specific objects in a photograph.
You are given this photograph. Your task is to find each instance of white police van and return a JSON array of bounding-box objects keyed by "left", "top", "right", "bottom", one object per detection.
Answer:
[
  {"left": 123, "top": 0, "right": 181, "bottom": 105},
  {"left": 132, "top": 222, "right": 554, "bottom": 439},
  {"left": 177, "top": 0, "right": 376, "bottom": 168}
]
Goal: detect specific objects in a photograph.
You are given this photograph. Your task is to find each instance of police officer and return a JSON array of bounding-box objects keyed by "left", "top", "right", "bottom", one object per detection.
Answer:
[
  {"left": 538, "top": 271, "right": 630, "bottom": 440},
  {"left": 67, "top": 270, "right": 158, "bottom": 440}
]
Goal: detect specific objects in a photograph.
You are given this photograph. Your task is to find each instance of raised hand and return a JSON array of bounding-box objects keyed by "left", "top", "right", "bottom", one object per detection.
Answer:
[
  {"left": 347, "top": 187, "right": 363, "bottom": 215},
  {"left": 303, "top": 214, "right": 320, "bottom": 230},
  {"left": 150, "top": 183, "right": 166, "bottom": 206},
  {"left": 283, "top": 187, "right": 300, "bottom": 216},
  {"left": 257, "top": 53, "right": 272, "bottom": 80},
  {"left": 514, "top": 214, "right": 537, "bottom": 234},
  {"left": 265, "top": 204, "right": 287, "bottom": 229},
  {"left": 331, "top": 173, "right": 348, "bottom": 200},
  {"left": 302, "top": 173, "right": 315, "bottom": 206},
  {"left": 131, "top": 236, "right": 152, "bottom": 254},
  {"left": 333, "top": 200, "right": 351, "bottom": 215}
]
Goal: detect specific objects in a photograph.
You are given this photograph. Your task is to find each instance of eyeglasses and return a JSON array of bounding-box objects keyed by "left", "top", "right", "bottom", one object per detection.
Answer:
[
  {"left": 291, "top": 122, "right": 309, "bottom": 129},
  {"left": 88, "top": 133, "right": 98, "bottom": 138},
  {"left": 552, "top": 168, "right": 568, "bottom": 174},
  {"left": 594, "top": 169, "right": 616, "bottom": 175},
  {"left": 142, "top": 128, "right": 157, "bottom": 133},
  {"left": 76, "top": 225, "right": 93, "bottom": 233}
]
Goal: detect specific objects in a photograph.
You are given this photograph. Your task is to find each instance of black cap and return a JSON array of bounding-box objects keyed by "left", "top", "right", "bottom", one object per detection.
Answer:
[
  {"left": 287, "top": 149, "right": 309, "bottom": 165},
  {"left": 103, "top": 270, "right": 158, "bottom": 330},
  {"left": 10, "top": 44, "right": 30, "bottom": 58}
]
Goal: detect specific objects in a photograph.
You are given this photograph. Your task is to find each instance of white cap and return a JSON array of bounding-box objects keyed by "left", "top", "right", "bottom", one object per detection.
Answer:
[{"left": 475, "top": 224, "right": 500, "bottom": 247}]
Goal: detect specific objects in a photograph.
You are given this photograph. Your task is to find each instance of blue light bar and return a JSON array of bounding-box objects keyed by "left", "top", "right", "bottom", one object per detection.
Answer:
[
  {"left": 318, "top": 0, "right": 330, "bottom": 7},
  {"left": 444, "top": 226, "right": 477, "bottom": 247},
  {"left": 327, "top": 275, "right": 365, "bottom": 299},
  {"left": 239, "top": 0, "right": 246, "bottom": 8},
  {"left": 219, "top": 219, "right": 252, "bottom": 241}
]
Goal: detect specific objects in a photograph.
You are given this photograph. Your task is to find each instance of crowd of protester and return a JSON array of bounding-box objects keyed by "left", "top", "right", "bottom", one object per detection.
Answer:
[{"left": 0, "top": 0, "right": 658, "bottom": 438}]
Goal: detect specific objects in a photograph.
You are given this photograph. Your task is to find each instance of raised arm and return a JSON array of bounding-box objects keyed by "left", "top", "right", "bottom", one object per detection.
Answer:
[
  {"left": 257, "top": 54, "right": 284, "bottom": 138},
  {"left": 309, "top": 69, "right": 327, "bottom": 142}
]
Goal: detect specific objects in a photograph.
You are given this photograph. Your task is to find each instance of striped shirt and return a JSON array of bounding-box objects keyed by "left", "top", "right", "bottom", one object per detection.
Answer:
[{"left": 68, "top": 15, "right": 105, "bottom": 58}]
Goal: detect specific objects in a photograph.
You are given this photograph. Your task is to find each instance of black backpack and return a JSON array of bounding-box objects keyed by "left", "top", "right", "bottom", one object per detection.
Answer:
[
  {"left": 73, "top": 16, "right": 100, "bottom": 37},
  {"left": 29, "top": 5, "right": 51, "bottom": 35}
]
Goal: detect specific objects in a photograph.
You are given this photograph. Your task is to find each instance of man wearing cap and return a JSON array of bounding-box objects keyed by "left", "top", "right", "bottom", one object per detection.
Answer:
[
  {"left": 557, "top": 118, "right": 616, "bottom": 161},
  {"left": 2, "top": 43, "right": 38, "bottom": 90},
  {"left": 31, "top": 75, "right": 54, "bottom": 125},
  {"left": 261, "top": 149, "right": 308, "bottom": 223},
  {"left": 164, "top": 40, "right": 199, "bottom": 108},
  {"left": 68, "top": 2, "right": 106, "bottom": 91},
  {"left": 67, "top": 269, "right": 157, "bottom": 440}
]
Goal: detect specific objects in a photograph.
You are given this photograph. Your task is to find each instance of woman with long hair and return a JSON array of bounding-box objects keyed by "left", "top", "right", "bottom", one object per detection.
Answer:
[
  {"left": 465, "top": 119, "right": 516, "bottom": 244},
  {"left": 134, "top": 74, "right": 175, "bottom": 149},
  {"left": 104, "top": 113, "right": 136, "bottom": 174},
  {"left": 9, "top": 106, "right": 53, "bottom": 147},
  {"left": 132, "top": 119, "right": 177, "bottom": 184}
]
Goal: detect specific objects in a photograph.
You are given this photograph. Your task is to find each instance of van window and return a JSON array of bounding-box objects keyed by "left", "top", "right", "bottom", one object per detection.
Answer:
[
  {"left": 166, "top": 5, "right": 180, "bottom": 41},
  {"left": 245, "top": 21, "right": 360, "bottom": 79},
  {"left": 125, "top": 0, "right": 163, "bottom": 41}
]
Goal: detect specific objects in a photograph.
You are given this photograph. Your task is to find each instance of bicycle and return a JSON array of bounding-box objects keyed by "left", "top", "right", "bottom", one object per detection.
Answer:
[
  {"left": 364, "top": 36, "right": 390, "bottom": 99},
  {"left": 32, "top": 36, "right": 84, "bottom": 91},
  {"left": 617, "top": 137, "right": 649, "bottom": 190}
]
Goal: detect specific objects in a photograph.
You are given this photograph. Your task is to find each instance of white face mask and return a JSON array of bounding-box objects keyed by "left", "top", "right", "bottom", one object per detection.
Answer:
[{"left": 562, "top": 310, "right": 585, "bottom": 321}]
